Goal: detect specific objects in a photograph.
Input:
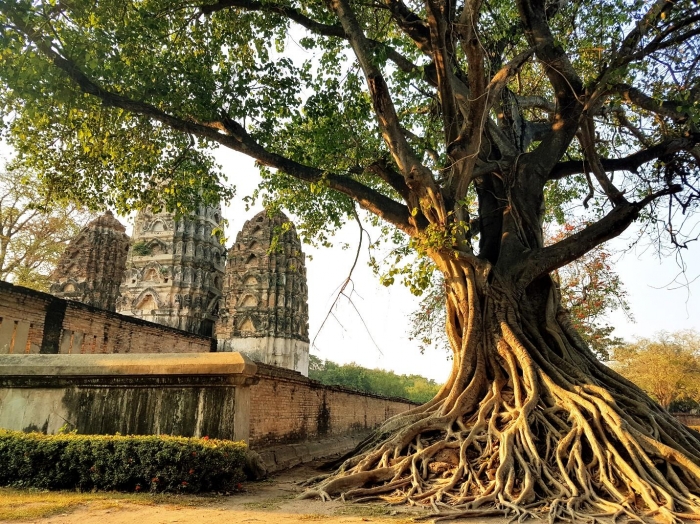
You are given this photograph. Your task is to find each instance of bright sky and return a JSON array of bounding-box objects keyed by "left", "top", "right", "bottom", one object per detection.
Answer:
[{"left": 214, "top": 148, "right": 700, "bottom": 384}]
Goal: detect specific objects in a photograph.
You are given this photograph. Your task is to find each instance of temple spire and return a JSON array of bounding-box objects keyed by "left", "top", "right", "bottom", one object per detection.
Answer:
[
  {"left": 50, "top": 211, "right": 130, "bottom": 312},
  {"left": 116, "top": 206, "right": 225, "bottom": 336},
  {"left": 216, "top": 210, "right": 310, "bottom": 375}
]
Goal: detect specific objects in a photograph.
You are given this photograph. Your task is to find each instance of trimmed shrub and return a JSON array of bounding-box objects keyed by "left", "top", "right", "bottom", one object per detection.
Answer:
[{"left": 0, "top": 430, "right": 246, "bottom": 493}]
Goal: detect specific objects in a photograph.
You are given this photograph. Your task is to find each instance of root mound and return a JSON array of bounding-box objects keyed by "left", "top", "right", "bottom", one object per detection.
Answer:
[{"left": 302, "top": 271, "right": 700, "bottom": 524}]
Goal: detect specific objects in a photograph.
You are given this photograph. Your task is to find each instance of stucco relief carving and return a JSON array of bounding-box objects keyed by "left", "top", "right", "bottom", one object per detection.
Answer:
[
  {"left": 49, "top": 211, "right": 130, "bottom": 312},
  {"left": 216, "top": 210, "right": 310, "bottom": 369},
  {"left": 116, "top": 206, "right": 225, "bottom": 337}
]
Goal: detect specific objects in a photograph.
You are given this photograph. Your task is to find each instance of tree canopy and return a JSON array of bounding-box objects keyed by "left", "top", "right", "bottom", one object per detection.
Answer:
[
  {"left": 2, "top": 0, "right": 700, "bottom": 520},
  {"left": 0, "top": 167, "right": 93, "bottom": 291},
  {"left": 1, "top": 0, "right": 698, "bottom": 246},
  {"left": 613, "top": 330, "right": 700, "bottom": 410}
]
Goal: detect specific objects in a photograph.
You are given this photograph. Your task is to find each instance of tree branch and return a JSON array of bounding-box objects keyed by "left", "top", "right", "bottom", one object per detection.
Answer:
[
  {"left": 518, "top": 185, "right": 682, "bottom": 284},
  {"left": 578, "top": 115, "right": 627, "bottom": 206},
  {"left": 614, "top": 83, "right": 691, "bottom": 124},
  {"left": 6, "top": 7, "right": 419, "bottom": 236},
  {"left": 200, "top": 0, "right": 419, "bottom": 72},
  {"left": 516, "top": 0, "right": 584, "bottom": 178},
  {"left": 425, "top": 0, "right": 459, "bottom": 145},
  {"left": 328, "top": 0, "right": 444, "bottom": 224},
  {"left": 382, "top": 0, "right": 432, "bottom": 53},
  {"left": 587, "top": 0, "right": 682, "bottom": 106},
  {"left": 549, "top": 135, "right": 700, "bottom": 180},
  {"left": 365, "top": 158, "right": 411, "bottom": 202},
  {"left": 448, "top": 0, "right": 488, "bottom": 202},
  {"left": 516, "top": 95, "right": 556, "bottom": 113}
]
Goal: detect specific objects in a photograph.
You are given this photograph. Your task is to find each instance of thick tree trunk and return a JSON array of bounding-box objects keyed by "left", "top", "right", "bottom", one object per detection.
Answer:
[{"left": 303, "top": 254, "right": 700, "bottom": 523}]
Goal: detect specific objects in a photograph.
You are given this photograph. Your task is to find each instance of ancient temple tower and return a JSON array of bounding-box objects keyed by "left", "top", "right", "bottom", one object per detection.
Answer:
[
  {"left": 216, "top": 210, "right": 310, "bottom": 375},
  {"left": 116, "top": 206, "right": 225, "bottom": 336},
  {"left": 49, "top": 211, "right": 130, "bottom": 312}
]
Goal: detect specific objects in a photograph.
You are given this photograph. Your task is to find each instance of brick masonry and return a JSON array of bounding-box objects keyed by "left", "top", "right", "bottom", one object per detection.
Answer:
[
  {"left": 0, "top": 281, "right": 214, "bottom": 355},
  {"left": 249, "top": 363, "right": 417, "bottom": 449},
  {"left": 49, "top": 211, "right": 130, "bottom": 312},
  {"left": 0, "top": 280, "right": 418, "bottom": 469}
]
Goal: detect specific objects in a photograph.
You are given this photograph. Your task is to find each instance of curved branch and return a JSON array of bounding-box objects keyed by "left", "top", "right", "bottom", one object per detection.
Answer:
[
  {"left": 328, "top": 0, "right": 443, "bottom": 224},
  {"left": 448, "top": 0, "right": 491, "bottom": 202},
  {"left": 382, "top": 0, "right": 432, "bottom": 53},
  {"left": 200, "top": 0, "right": 419, "bottom": 72},
  {"left": 426, "top": 0, "right": 459, "bottom": 145},
  {"left": 516, "top": 95, "right": 556, "bottom": 113},
  {"left": 6, "top": 8, "right": 419, "bottom": 236},
  {"left": 578, "top": 115, "right": 627, "bottom": 206},
  {"left": 549, "top": 135, "right": 700, "bottom": 180},
  {"left": 200, "top": 0, "right": 344, "bottom": 35},
  {"left": 365, "top": 158, "right": 411, "bottom": 202},
  {"left": 518, "top": 185, "right": 682, "bottom": 285},
  {"left": 516, "top": 0, "right": 584, "bottom": 178},
  {"left": 614, "top": 83, "right": 691, "bottom": 124},
  {"left": 587, "top": 0, "right": 682, "bottom": 104}
]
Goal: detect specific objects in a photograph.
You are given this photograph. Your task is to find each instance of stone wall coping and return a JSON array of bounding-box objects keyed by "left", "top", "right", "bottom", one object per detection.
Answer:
[{"left": 0, "top": 352, "right": 257, "bottom": 378}]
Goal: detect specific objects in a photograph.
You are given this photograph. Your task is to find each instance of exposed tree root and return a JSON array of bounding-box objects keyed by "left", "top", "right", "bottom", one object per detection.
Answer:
[{"left": 301, "top": 259, "right": 700, "bottom": 523}]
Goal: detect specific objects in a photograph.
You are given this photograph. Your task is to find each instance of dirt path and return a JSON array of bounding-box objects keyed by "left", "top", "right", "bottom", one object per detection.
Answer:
[{"left": 2, "top": 463, "right": 508, "bottom": 524}]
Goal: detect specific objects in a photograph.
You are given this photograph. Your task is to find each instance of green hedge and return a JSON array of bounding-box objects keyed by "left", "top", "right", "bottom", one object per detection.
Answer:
[{"left": 0, "top": 430, "right": 247, "bottom": 493}]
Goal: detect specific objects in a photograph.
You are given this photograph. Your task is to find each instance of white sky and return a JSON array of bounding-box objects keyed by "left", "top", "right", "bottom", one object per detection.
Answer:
[{"left": 213, "top": 148, "right": 700, "bottom": 383}]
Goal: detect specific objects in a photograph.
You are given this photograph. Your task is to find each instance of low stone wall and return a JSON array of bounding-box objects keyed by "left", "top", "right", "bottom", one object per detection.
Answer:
[
  {"left": 0, "top": 282, "right": 214, "bottom": 355},
  {"left": 0, "top": 282, "right": 420, "bottom": 468},
  {"left": 249, "top": 363, "right": 417, "bottom": 449},
  {"left": 0, "top": 353, "right": 257, "bottom": 441}
]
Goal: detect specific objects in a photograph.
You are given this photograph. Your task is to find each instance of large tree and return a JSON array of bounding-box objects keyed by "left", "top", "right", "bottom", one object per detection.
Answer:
[
  {"left": 1, "top": 0, "right": 700, "bottom": 520},
  {"left": 0, "top": 168, "right": 92, "bottom": 291}
]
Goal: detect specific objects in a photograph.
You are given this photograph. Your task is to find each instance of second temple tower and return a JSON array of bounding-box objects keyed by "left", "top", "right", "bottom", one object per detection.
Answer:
[{"left": 116, "top": 206, "right": 226, "bottom": 336}]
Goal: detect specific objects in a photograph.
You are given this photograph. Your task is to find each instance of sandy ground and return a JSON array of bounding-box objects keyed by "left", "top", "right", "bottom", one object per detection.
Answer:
[{"left": 1, "top": 462, "right": 510, "bottom": 524}]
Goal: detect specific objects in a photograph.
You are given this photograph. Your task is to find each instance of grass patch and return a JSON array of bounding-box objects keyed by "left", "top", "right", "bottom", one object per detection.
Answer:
[
  {"left": 333, "top": 503, "right": 393, "bottom": 518},
  {"left": 333, "top": 503, "right": 421, "bottom": 521},
  {"left": 0, "top": 487, "right": 184, "bottom": 521}
]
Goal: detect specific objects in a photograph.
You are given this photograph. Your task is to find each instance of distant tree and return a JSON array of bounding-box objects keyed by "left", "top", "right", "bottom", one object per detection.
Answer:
[
  {"left": 550, "top": 223, "right": 631, "bottom": 360},
  {"left": 612, "top": 331, "right": 700, "bottom": 410},
  {"left": 0, "top": 168, "right": 93, "bottom": 292},
  {"left": 308, "top": 355, "right": 441, "bottom": 404}
]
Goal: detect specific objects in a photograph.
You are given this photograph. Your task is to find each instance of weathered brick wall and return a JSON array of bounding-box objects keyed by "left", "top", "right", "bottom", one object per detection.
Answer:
[
  {"left": 249, "top": 363, "right": 418, "bottom": 448},
  {"left": 0, "top": 283, "right": 50, "bottom": 354},
  {"left": 1, "top": 282, "right": 419, "bottom": 454},
  {"left": 60, "top": 302, "right": 215, "bottom": 354},
  {"left": 0, "top": 281, "right": 214, "bottom": 355}
]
